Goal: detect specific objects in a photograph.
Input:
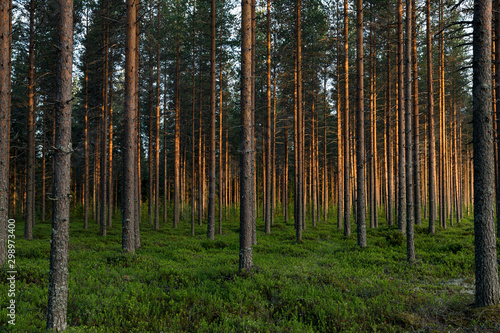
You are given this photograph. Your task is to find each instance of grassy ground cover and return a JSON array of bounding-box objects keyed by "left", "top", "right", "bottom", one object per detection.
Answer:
[{"left": 1, "top": 208, "right": 499, "bottom": 332}]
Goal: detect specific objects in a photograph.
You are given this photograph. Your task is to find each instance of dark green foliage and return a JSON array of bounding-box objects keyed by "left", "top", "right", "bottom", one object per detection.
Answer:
[{"left": 0, "top": 214, "right": 498, "bottom": 332}]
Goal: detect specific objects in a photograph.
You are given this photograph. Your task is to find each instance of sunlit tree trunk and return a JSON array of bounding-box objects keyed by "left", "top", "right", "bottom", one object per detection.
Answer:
[
  {"left": 426, "top": 0, "right": 436, "bottom": 234},
  {"left": 343, "top": 0, "right": 350, "bottom": 236},
  {"left": 207, "top": 0, "right": 216, "bottom": 240},
  {"left": 264, "top": 0, "right": 272, "bottom": 234},
  {"left": 356, "top": 0, "right": 366, "bottom": 247},
  {"left": 174, "top": 39, "right": 181, "bottom": 229},
  {"left": 411, "top": 0, "right": 420, "bottom": 227},
  {"left": 122, "top": 0, "right": 137, "bottom": 253},
  {"left": 239, "top": 0, "right": 254, "bottom": 271}
]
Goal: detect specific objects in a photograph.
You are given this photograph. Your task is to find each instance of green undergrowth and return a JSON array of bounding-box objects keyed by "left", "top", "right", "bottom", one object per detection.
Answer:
[{"left": 1, "top": 209, "right": 499, "bottom": 332}]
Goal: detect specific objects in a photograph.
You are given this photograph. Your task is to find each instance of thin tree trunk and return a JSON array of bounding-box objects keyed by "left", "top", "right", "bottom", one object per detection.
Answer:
[
  {"left": 405, "top": 0, "right": 415, "bottom": 263},
  {"left": 0, "top": 0, "right": 11, "bottom": 265},
  {"left": 134, "top": 0, "right": 141, "bottom": 250},
  {"left": 265, "top": 0, "right": 272, "bottom": 234},
  {"left": 122, "top": 0, "right": 137, "bottom": 253},
  {"left": 154, "top": 5, "right": 161, "bottom": 231},
  {"left": 174, "top": 39, "right": 181, "bottom": 229},
  {"left": 25, "top": 0, "right": 35, "bottom": 240},
  {"left": 426, "top": 0, "right": 436, "bottom": 234},
  {"left": 219, "top": 28, "right": 224, "bottom": 235},
  {"left": 207, "top": 0, "right": 216, "bottom": 240},
  {"left": 412, "top": 0, "right": 420, "bottom": 227},
  {"left": 496, "top": 0, "right": 500, "bottom": 236},
  {"left": 343, "top": 0, "right": 351, "bottom": 235},
  {"left": 239, "top": 0, "right": 254, "bottom": 272},
  {"left": 296, "top": 0, "right": 304, "bottom": 242},
  {"left": 100, "top": 1, "right": 109, "bottom": 237},
  {"left": 397, "top": 0, "right": 406, "bottom": 233},
  {"left": 356, "top": 0, "right": 366, "bottom": 247},
  {"left": 46, "top": 0, "right": 73, "bottom": 328},
  {"left": 191, "top": 0, "right": 196, "bottom": 236},
  {"left": 108, "top": 50, "right": 114, "bottom": 228}
]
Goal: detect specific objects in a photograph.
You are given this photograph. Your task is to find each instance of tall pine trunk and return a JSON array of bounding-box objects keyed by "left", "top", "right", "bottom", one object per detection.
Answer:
[
  {"left": 405, "top": 0, "right": 415, "bottom": 263},
  {"left": 472, "top": 0, "right": 500, "bottom": 305},
  {"left": 239, "top": 0, "right": 254, "bottom": 271},
  {"left": 207, "top": 0, "right": 216, "bottom": 240},
  {"left": 25, "top": 0, "right": 35, "bottom": 240},
  {"left": 427, "top": 0, "right": 436, "bottom": 234},
  {"left": 46, "top": 0, "right": 73, "bottom": 328},
  {"left": 356, "top": 0, "right": 366, "bottom": 247},
  {"left": 0, "top": 0, "right": 11, "bottom": 265}
]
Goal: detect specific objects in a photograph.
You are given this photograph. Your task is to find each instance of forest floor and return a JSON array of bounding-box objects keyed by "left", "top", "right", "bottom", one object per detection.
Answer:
[{"left": 1, "top": 206, "right": 500, "bottom": 332}]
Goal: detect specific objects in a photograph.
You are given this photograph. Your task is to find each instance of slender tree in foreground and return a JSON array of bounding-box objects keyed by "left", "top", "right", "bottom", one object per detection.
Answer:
[
  {"left": 472, "top": 0, "right": 500, "bottom": 306},
  {"left": 46, "top": 0, "right": 73, "bottom": 328},
  {"left": 0, "top": 0, "right": 10, "bottom": 266},
  {"left": 343, "top": 0, "right": 350, "bottom": 236},
  {"left": 122, "top": 0, "right": 137, "bottom": 253},
  {"left": 208, "top": 0, "right": 216, "bottom": 240},
  {"left": 356, "top": 0, "right": 366, "bottom": 247},
  {"left": 405, "top": 0, "right": 415, "bottom": 263},
  {"left": 426, "top": 0, "right": 436, "bottom": 235},
  {"left": 239, "top": 0, "right": 254, "bottom": 272},
  {"left": 25, "top": 0, "right": 35, "bottom": 240},
  {"left": 397, "top": 0, "right": 406, "bottom": 233}
]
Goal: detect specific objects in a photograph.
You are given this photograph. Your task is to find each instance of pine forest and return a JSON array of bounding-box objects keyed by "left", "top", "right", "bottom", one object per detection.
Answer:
[{"left": 0, "top": 0, "right": 500, "bottom": 331}]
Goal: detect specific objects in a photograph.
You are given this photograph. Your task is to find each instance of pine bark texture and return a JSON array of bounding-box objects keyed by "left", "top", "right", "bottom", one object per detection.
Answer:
[
  {"left": 122, "top": 0, "right": 137, "bottom": 253},
  {"left": 208, "top": 0, "right": 216, "bottom": 240},
  {"left": 356, "top": 0, "right": 366, "bottom": 247},
  {"left": 46, "top": 0, "right": 73, "bottom": 329},
  {"left": 405, "top": 0, "right": 415, "bottom": 263},
  {"left": 239, "top": 0, "right": 254, "bottom": 272},
  {"left": 0, "top": 0, "right": 10, "bottom": 265},
  {"left": 426, "top": 0, "right": 436, "bottom": 235},
  {"left": 472, "top": 0, "right": 500, "bottom": 306}
]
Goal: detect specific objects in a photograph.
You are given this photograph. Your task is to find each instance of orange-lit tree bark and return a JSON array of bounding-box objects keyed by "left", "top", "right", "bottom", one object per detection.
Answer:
[
  {"left": 343, "top": 0, "right": 351, "bottom": 236},
  {"left": 472, "top": 0, "right": 500, "bottom": 305},
  {"left": 208, "top": 0, "right": 216, "bottom": 240},
  {"left": 356, "top": 0, "right": 366, "bottom": 247},
  {"left": 218, "top": 29, "right": 224, "bottom": 235},
  {"left": 295, "top": 0, "right": 304, "bottom": 242},
  {"left": 122, "top": 0, "right": 137, "bottom": 253},
  {"left": 496, "top": 0, "right": 500, "bottom": 236},
  {"left": 426, "top": 0, "right": 436, "bottom": 234},
  {"left": 385, "top": 34, "right": 393, "bottom": 225},
  {"left": 174, "top": 39, "right": 181, "bottom": 229},
  {"left": 25, "top": 0, "right": 35, "bottom": 240},
  {"left": 108, "top": 50, "right": 114, "bottom": 228},
  {"left": 239, "top": 0, "right": 254, "bottom": 272},
  {"left": 397, "top": 0, "right": 406, "bottom": 232},
  {"left": 134, "top": 0, "right": 141, "bottom": 250},
  {"left": 411, "top": 0, "right": 421, "bottom": 227},
  {"left": 336, "top": 16, "right": 343, "bottom": 229},
  {"left": 0, "top": 0, "right": 10, "bottom": 265},
  {"left": 100, "top": 0, "right": 109, "bottom": 237},
  {"left": 46, "top": 0, "right": 73, "bottom": 328},
  {"left": 264, "top": 0, "right": 272, "bottom": 235},
  {"left": 405, "top": 0, "right": 414, "bottom": 263}
]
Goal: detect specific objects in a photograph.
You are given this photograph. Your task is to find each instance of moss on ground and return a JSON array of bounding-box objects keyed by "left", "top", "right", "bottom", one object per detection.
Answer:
[{"left": 0, "top": 206, "right": 499, "bottom": 332}]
